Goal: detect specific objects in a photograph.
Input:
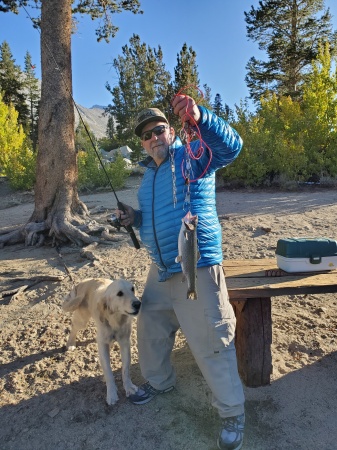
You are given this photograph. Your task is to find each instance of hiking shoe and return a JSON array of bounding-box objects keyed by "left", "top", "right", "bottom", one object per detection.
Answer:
[
  {"left": 128, "top": 382, "right": 174, "bottom": 405},
  {"left": 217, "top": 413, "right": 245, "bottom": 450}
]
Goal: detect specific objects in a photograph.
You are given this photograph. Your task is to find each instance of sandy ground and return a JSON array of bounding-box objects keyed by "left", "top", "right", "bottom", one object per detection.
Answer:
[{"left": 1, "top": 176, "right": 337, "bottom": 450}]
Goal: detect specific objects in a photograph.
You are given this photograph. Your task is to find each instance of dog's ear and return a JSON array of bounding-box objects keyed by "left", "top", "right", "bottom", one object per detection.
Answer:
[{"left": 99, "top": 295, "right": 111, "bottom": 314}]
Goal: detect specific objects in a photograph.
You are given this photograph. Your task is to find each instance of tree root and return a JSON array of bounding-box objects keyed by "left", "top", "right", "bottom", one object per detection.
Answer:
[
  {"left": 0, "top": 227, "right": 26, "bottom": 248},
  {"left": 25, "top": 222, "right": 48, "bottom": 246},
  {"left": 0, "top": 226, "right": 19, "bottom": 236},
  {"left": 0, "top": 216, "right": 127, "bottom": 248}
]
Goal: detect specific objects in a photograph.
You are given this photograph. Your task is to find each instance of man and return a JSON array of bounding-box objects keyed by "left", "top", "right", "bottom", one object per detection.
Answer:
[{"left": 117, "top": 95, "right": 245, "bottom": 450}]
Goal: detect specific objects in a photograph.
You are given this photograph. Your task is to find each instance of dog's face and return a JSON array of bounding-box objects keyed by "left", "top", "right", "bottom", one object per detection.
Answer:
[{"left": 104, "top": 279, "right": 141, "bottom": 316}]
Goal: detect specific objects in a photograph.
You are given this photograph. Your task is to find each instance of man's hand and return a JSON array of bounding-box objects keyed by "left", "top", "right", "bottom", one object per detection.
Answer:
[
  {"left": 115, "top": 203, "right": 135, "bottom": 227},
  {"left": 172, "top": 94, "right": 201, "bottom": 125}
]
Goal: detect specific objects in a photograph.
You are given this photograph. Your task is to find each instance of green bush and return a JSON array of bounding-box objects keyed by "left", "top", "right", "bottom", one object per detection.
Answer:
[
  {"left": 6, "top": 138, "right": 36, "bottom": 190},
  {"left": 104, "top": 153, "right": 131, "bottom": 189},
  {"left": 78, "top": 150, "right": 130, "bottom": 190}
]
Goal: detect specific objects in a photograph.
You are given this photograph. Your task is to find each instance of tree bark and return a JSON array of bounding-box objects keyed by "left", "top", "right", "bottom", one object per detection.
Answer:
[{"left": 33, "top": 0, "right": 87, "bottom": 228}]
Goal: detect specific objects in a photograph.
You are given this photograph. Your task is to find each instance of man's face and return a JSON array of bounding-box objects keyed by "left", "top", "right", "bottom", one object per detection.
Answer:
[{"left": 140, "top": 121, "right": 174, "bottom": 165}]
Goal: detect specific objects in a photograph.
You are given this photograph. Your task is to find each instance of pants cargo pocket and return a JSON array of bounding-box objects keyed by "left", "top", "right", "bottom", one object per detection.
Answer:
[{"left": 205, "top": 308, "right": 236, "bottom": 354}]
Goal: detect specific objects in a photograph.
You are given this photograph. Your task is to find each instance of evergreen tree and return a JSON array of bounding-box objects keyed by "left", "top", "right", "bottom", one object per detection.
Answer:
[
  {"left": 168, "top": 43, "right": 211, "bottom": 130},
  {"left": 0, "top": 40, "right": 29, "bottom": 128},
  {"left": 98, "top": 115, "right": 118, "bottom": 152},
  {"left": 105, "top": 34, "right": 171, "bottom": 161},
  {"left": 23, "top": 51, "right": 40, "bottom": 150},
  {"left": 202, "top": 83, "right": 212, "bottom": 109},
  {"left": 245, "top": 0, "right": 337, "bottom": 103},
  {"left": 106, "top": 115, "right": 116, "bottom": 141},
  {"left": 213, "top": 93, "right": 225, "bottom": 117},
  {"left": 212, "top": 93, "right": 234, "bottom": 122},
  {"left": 173, "top": 43, "right": 200, "bottom": 97}
]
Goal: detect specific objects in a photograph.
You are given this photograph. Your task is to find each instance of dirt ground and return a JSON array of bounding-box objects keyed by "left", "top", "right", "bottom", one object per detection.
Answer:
[{"left": 1, "top": 176, "right": 337, "bottom": 450}]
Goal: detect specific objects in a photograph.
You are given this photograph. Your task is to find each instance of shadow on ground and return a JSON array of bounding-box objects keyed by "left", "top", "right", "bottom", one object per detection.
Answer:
[{"left": 1, "top": 344, "right": 336, "bottom": 450}]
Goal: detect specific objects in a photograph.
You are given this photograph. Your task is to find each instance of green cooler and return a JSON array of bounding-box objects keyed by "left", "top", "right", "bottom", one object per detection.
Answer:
[{"left": 275, "top": 238, "right": 337, "bottom": 272}]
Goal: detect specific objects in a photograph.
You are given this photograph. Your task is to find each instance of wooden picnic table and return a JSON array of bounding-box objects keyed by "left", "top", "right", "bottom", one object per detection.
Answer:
[{"left": 223, "top": 258, "right": 337, "bottom": 388}]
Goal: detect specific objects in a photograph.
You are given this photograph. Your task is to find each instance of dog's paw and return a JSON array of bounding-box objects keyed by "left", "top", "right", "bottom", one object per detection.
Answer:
[
  {"left": 106, "top": 388, "right": 119, "bottom": 406},
  {"left": 124, "top": 382, "right": 138, "bottom": 397}
]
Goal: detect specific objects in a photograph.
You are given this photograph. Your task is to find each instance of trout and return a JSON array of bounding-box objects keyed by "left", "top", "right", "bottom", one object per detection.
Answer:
[{"left": 175, "top": 211, "right": 200, "bottom": 300}]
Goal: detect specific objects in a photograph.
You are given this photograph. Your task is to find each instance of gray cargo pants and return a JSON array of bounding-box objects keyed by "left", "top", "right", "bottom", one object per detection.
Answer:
[{"left": 137, "top": 263, "right": 245, "bottom": 418}]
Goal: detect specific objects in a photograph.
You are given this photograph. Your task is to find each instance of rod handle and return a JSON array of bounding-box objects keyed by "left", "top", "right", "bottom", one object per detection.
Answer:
[{"left": 117, "top": 201, "right": 140, "bottom": 249}]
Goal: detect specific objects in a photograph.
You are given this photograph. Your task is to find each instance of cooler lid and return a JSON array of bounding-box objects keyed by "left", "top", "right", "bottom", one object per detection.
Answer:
[{"left": 276, "top": 238, "right": 337, "bottom": 258}]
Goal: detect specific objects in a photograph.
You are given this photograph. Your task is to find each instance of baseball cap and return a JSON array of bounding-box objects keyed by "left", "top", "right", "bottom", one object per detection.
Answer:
[{"left": 134, "top": 107, "right": 169, "bottom": 137}]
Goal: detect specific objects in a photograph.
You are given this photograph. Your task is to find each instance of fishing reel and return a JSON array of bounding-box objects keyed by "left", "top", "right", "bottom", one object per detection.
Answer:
[
  {"left": 107, "top": 213, "right": 122, "bottom": 231},
  {"left": 107, "top": 212, "right": 140, "bottom": 249}
]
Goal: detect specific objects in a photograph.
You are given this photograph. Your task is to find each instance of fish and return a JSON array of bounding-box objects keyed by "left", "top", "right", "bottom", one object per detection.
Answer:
[{"left": 175, "top": 211, "right": 200, "bottom": 300}]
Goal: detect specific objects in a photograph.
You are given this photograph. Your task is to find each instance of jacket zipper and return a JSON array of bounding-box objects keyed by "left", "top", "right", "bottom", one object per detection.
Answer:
[{"left": 152, "top": 166, "right": 167, "bottom": 270}]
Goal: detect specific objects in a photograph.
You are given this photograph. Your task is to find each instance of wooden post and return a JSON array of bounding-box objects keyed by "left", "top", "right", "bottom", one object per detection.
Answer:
[{"left": 231, "top": 297, "right": 273, "bottom": 387}]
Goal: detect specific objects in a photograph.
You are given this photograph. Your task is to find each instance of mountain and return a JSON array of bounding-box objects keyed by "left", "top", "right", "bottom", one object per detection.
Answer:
[{"left": 74, "top": 104, "right": 109, "bottom": 139}]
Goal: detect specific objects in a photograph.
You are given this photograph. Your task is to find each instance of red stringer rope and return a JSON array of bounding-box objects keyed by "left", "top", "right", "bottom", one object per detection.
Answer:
[{"left": 171, "top": 85, "right": 213, "bottom": 182}]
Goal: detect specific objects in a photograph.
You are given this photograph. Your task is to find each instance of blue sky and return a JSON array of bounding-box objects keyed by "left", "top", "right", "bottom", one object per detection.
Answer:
[{"left": 1, "top": 0, "right": 337, "bottom": 109}]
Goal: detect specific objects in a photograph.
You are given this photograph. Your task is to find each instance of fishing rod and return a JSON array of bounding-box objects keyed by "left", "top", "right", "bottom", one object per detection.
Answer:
[
  {"left": 76, "top": 118, "right": 141, "bottom": 250},
  {"left": 20, "top": 2, "right": 140, "bottom": 249}
]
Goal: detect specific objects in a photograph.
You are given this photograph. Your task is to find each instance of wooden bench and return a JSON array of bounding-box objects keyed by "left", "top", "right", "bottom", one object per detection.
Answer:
[{"left": 223, "top": 258, "right": 337, "bottom": 388}]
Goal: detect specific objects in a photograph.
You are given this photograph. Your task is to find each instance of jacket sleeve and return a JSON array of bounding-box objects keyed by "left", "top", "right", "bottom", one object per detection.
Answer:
[
  {"left": 190, "top": 106, "right": 243, "bottom": 174},
  {"left": 133, "top": 209, "right": 142, "bottom": 229}
]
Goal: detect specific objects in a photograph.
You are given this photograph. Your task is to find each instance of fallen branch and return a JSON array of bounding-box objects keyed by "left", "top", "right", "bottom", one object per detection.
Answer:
[{"left": 1, "top": 275, "right": 65, "bottom": 300}]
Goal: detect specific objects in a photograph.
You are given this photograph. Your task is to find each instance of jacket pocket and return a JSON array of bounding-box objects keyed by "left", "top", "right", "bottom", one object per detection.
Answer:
[{"left": 205, "top": 307, "right": 236, "bottom": 353}]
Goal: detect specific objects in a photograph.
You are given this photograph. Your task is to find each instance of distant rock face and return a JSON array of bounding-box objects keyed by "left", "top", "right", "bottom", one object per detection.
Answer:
[
  {"left": 23, "top": 77, "right": 108, "bottom": 139},
  {"left": 74, "top": 104, "right": 109, "bottom": 139}
]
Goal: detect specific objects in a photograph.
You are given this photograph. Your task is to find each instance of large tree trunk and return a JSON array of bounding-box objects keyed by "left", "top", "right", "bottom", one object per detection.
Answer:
[
  {"left": 32, "top": 0, "right": 90, "bottom": 244},
  {"left": 35, "top": 0, "right": 79, "bottom": 220},
  {"left": 0, "top": 0, "right": 107, "bottom": 248}
]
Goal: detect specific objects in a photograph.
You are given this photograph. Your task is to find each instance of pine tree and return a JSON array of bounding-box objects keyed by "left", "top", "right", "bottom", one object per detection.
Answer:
[
  {"left": 245, "top": 0, "right": 337, "bottom": 103},
  {"left": 202, "top": 83, "right": 212, "bottom": 109},
  {"left": 98, "top": 115, "right": 118, "bottom": 152},
  {"left": 213, "top": 93, "right": 224, "bottom": 117},
  {"left": 173, "top": 43, "right": 200, "bottom": 97},
  {"left": 168, "top": 43, "right": 211, "bottom": 130},
  {"left": 212, "top": 93, "right": 234, "bottom": 122},
  {"left": 0, "top": 40, "right": 29, "bottom": 128},
  {"left": 105, "top": 34, "right": 171, "bottom": 161},
  {"left": 23, "top": 51, "right": 40, "bottom": 150}
]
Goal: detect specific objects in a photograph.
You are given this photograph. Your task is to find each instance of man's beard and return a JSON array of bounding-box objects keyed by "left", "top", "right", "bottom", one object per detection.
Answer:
[{"left": 151, "top": 142, "right": 169, "bottom": 162}]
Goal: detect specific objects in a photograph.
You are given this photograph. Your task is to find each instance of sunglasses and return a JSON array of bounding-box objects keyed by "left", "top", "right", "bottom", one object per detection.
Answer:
[{"left": 141, "top": 125, "right": 168, "bottom": 141}]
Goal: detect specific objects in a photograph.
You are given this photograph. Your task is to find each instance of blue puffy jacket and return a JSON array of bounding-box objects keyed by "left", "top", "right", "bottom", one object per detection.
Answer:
[{"left": 134, "top": 106, "right": 242, "bottom": 281}]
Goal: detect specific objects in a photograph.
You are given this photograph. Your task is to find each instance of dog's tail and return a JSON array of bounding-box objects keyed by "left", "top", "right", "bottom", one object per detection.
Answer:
[{"left": 62, "top": 286, "right": 84, "bottom": 312}]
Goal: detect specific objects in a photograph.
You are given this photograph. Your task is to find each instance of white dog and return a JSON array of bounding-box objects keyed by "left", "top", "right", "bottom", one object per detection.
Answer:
[{"left": 62, "top": 278, "right": 141, "bottom": 405}]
